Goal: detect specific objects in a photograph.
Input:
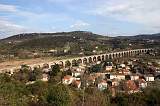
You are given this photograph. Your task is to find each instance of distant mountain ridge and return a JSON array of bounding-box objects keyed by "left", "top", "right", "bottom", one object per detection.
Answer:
[
  {"left": 117, "top": 33, "right": 160, "bottom": 40},
  {"left": 2, "top": 31, "right": 160, "bottom": 42},
  {"left": 0, "top": 31, "right": 105, "bottom": 43}
]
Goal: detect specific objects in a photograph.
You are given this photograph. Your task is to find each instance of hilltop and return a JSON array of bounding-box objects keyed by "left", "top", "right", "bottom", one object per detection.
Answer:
[
  {"left": 0, "top": 31, "right": 112, "bottom": 55},
  {"left": 0, "top": 31, "right": 108, "bottom": 43}
]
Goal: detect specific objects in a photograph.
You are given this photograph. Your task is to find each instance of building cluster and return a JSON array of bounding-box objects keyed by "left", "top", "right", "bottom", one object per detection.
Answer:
[{"left": 61, "top": 59, "right": 159, "bottom": 95}]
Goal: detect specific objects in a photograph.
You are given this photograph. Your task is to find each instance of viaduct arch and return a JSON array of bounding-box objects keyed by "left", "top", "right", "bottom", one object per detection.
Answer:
[{"left": 0, "top": 48, "right": 153, "bottom": 73}]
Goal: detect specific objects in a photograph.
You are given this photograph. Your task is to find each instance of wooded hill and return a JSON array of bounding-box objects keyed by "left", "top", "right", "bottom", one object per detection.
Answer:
[{"left": 0, "top": 31, "right": 159, "bottom": 54}]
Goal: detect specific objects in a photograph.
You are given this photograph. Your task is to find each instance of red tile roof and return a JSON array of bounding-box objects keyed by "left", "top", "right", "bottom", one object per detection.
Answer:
[
  {"left": 126, "top": 80, "right": 138, "bottom": 91},
  {"left": 63, "top": 75, "right": 73, "bottom": 80}
]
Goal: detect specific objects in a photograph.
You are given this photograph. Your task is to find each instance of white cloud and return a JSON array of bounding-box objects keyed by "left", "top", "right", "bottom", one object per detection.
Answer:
[
  {"left": 0, "top": 18, "right": 27, "bottom": 38},
  {"left": 0, "top": 4, "right": 17, "bottom": 12},
  {"left": 70, "top": 20, "right": 90, "bottom": 29},
  {"left": 90, "top": 0, "right": 160, "bottom": 31}
]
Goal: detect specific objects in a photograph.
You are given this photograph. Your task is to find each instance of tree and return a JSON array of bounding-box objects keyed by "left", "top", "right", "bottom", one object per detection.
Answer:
[
  {"left": 81, "top": 87, "right": 109, "bottom": 106},
  {"left": 28, "top": 68, "right": 43, "bottom": 81},
  {"left": 0, "top": 74, "right": 31, "bottom": 106},
  {"left": 143, "top": 87, "right": 160, "bottom": 105},
  {"left": 0, "top": 73, "right": 11, "bottom": 83},
  {"left": 26, "top": 81, "right": 48, "bottom": 96},
  {"left": 91, "top": 64, "right": 102, "bottom": 72},
  {"left": 40, "top": 84, "right": 71, "bottom": 106},
  {"left": 13, "top": 69, "right": 30, "bottom": 83},
  {"left": 113, "top": 93, "right": 128, "bottom": 106},
  {"left": 49, "top": 64, "right": 60, "bottom": 77},
  {"left": 28, "top": 71, "right": 36, "bottom": 81}
]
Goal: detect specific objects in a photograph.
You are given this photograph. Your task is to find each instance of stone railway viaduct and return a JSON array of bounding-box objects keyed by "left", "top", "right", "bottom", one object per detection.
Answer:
[{"left": 0, "top": 48, "right": 153, "bottom": 74}]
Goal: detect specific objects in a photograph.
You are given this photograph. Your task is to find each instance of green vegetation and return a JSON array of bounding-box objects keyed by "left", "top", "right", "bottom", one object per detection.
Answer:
[
  {"left": 113, "top": 86, "right": 160, "bottom": 106},
  {"left": 40, "top": 84, "right": 71, "bottom": 106},
  {"left": 1, "top": 72, "right": 160, "bottom": 106}
]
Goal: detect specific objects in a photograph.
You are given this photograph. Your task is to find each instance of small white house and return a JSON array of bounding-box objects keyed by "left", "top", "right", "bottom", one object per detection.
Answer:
[
  {"left": 41, "top": 74, "right": 49, "bottom": 82},
  {"left": 131, "top": 75, "right": 139, "bottom": 80},
  {"left": 120, "top": 64, "right": 126, "bottom": 68},
  {"left": 72, "top": 71, "right": 82, "bottom": 77},
  {"left": 42, "top": 68, "right": 51, "bottom": 73},
  {"left": 106, "top": 66, "right": 113, "bottom": 71},
  {"left": 110, "top": 74, "right": 125, "bottom": 81},
  {"left": 145, "top": 75, "right": 155, "bottom": 82},
  {"left": 118, "top": 69, "right": 131, "bottom": 75},
  {"left": 112, "top": 79, "right": 119, "bottom": 87},
  {"left": 77, "top": 66, "right": 86, "bottom": 72}
]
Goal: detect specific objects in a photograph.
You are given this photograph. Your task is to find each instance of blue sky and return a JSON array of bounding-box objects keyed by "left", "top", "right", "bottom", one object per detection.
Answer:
[{"left": 0, "top": 0, "right": 160, "bottom": 38}]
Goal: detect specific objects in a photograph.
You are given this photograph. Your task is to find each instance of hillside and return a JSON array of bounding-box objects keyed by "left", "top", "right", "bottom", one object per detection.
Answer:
[
  {"left": 0, "top": 31, "right": 112, "bottom": 54},
  {"left": 117, "top": 33, "right": 160, "bottom": 40},
  {"left": 0, "top": 31, "right": 106, "bottom": 43},
  {"left": 0, "top": 31, "right": 160, "bottom": 56}
]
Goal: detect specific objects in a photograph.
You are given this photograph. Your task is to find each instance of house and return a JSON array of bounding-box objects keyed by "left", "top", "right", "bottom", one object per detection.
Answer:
[
  {"left": 106, "top": 66, "right": 112, "bottom": 72},
  {"left": 94, "top": 73, "right": 106, "bottom": 79},
  {"left": 41, "top": 74, "right": 49, "bottom": 82},
  {"left": 62, "top": 75, "right": 75, "bottom": 85},
  {"left": 98, "top": 80, "right": 108, "bottom": 91},
  {"left": 71, "top": 67, "right": 85, "bottom": 77},
  {"left": 77, "top": 66, "right": 86, "bottom": 72},
  {"left": 72, "top": 71, "right": 82, "bottom": 77},
  {"left": 125, "top": 80, "right": 139, "bottom": 93},
  {"left": 138, "top": 78, "right": 147, "bottom": 89},
  {"left": 72, "top": 80, "right": 81, "bottom": 88},
  {"left": 118, "top": 69, "right": 131, "bottom": 75},
  {"left": 131, "top": 75, "right": 139, "bottom": 80},
  {"left": 120, "top": 64, "right": 126, "bottom": 68},
  {"left": 110, "top": 74, "right": 125, "bottom": 81},
  {"left": 86, "top": 75, "right": 96, "bottom": 86},
  {"left": 42, "top": 68, "right": 51, "bottom": 73},
  {"left": 126, "top": 66, "right": 131, "bottom": 70},
  {"left": 128, "top": 61, "right": 133, "bottom": 65},
  {"left": 145, "top": 74, "right": 155, "bottom": 81},
  {"left": 111, "top": 79, "right": 119, "bottom": 87}
]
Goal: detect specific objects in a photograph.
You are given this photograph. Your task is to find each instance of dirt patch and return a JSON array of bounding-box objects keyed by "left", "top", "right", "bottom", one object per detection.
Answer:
[{"left": 0, "top": 58, "right": 55, "bottom": 69}]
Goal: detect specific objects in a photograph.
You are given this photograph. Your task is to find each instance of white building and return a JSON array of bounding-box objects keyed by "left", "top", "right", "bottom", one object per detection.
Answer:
[
  {"left": 72, "top": 71, "right": 82, "bottom": 77},
  {"left": 120, "top": 64, "right": 126, "bottom": 68},
  {"left": 145, "top": 75, "right": 155, "bottom": 82},
  {"left": 110, "top": 74, "right": 125, "bottom": 81},
  {"left": 106, "top": 66, "right": 113, "bottom": 71},
  {"left": 41, "top": 74, "right": 49, "bottom": 82},
  {"left": 112, "top": 79, "right": 119, "bottom": 87},
  {"left": 131, "top": 75, "right": 139, "bottom": 80}
]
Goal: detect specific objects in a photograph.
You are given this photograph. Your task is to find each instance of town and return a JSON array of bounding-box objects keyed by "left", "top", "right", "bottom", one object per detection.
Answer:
[
  {"left": 20, "top": 49, "right": 160, "bottom": 94},
  {"left": 1, "top": 0, "right": 160, "bottom": 105},
  {"left": 0, "top": 47, "right": 160, "bottom": 105}
]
